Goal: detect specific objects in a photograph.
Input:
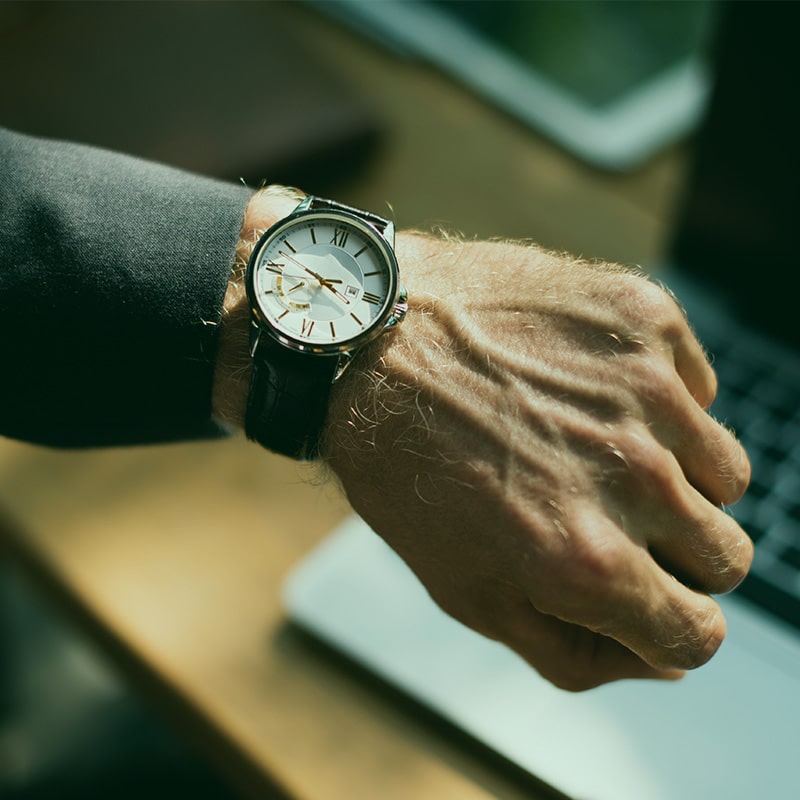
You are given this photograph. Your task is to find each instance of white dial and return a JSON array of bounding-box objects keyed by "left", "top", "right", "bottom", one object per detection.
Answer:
[{"left": 250, "top": 211, "right": 397, "bottom": 352}]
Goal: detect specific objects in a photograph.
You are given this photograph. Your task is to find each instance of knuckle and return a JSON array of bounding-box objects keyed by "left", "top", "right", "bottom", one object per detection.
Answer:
[
  {"left": 605, "top": 423, "right": 673, "bottom": 488},
  {"left": 613, "top": 422, "right": 656, "bottom": 463},
  {"left": 629, "top": 355, "right": 682, "bottom": 405},
  {"left": 688, "top": 610, "right": 727, "bottom": 669},
  {"left": 543, "top": 526, "right": 629, "bottom": 604},
  {"left": 718, "top": 434, "right": 752, "bottom": 502},
  {"left": 615, "top": 274, "right": 685, "bottom": 332},
  {"left": 707, "top": 525, "right": 754, "bottom": 594},
  {"left": 641, "top": 284, "right": 686, "bottom": 335},
  {"left": 695, "top": 363, "right": 719, "bottom": 410},
  {"left": 652, "top": 508, "right": 753, "bottom": 598},
  {"left": 571, "top": 538, "right": 626, "bottom": 586},
  {"left": 659, "top": 603, "right": 726, "bottom": 671}
]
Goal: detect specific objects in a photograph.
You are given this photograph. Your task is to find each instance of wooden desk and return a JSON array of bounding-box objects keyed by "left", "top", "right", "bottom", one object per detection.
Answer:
[{"left": 0, "top": 4, "right": 690, "bottom": 799}]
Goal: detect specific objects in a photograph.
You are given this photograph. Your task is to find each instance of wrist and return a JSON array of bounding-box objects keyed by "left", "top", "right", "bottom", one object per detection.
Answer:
[
  {"left": 321, "top": 233, "right": 558, "bottom": 473},
  {"left": 213, "top": 189, "right": 432, "bottom": 456},
  {"left": 320, "top": 230, "right": 455, "bottom": 462},
  {"left": 211, "top": 185, "right": 306, "bottom": 429}
]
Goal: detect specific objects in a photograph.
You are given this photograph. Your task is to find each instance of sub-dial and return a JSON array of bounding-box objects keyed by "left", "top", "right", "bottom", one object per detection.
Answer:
[{"left": 274, "top": 274, "right": 312, "bottom": 311}]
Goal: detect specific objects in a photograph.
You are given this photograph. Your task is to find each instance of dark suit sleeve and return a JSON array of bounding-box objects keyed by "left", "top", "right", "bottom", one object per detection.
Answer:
[{"left": 0, "top": 127, "right": 252, "bottom": 447}]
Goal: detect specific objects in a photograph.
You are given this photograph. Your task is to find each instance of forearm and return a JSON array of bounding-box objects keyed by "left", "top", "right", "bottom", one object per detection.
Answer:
[{"left": 0, "top": 127, "right": 251, "bottom": 446}]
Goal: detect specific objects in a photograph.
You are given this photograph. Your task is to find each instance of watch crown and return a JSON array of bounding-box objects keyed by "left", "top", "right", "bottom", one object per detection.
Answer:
[{"left": 387, "top": 287, "right": 408, "bottom": 328}]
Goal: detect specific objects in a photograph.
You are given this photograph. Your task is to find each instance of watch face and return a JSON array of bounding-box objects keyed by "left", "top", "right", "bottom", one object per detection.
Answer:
[{"left": 248, "top": 210, "right": 399, "bottom": 353}]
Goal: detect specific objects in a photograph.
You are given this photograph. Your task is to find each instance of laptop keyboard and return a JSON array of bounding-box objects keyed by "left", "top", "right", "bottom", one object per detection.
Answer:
[{"left": 700, "top": 318, "right": 800, "bottom": 630}]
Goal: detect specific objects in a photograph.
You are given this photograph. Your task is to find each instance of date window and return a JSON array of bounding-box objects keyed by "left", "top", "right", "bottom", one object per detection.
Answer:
[{"left": 345, "top": 284, "right": 360, "bottom": 299}]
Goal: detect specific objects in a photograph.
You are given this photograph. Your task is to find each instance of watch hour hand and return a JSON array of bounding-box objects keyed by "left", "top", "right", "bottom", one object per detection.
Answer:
[
  {"left": 322, "top": 282, "right": 350, "bottom": 305},
  {"left": 279, "top": 251, "right": 349, "bottom": 301},
  {"left": 280, "top": 251, "right": 325, "bottom": 284}
]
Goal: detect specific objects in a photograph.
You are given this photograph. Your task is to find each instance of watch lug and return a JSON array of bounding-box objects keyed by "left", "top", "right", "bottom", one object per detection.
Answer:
[
  {"left": 383, "top": 219, "right": 396, "bottom": 246},
  {"left": 384, "top": 286, "right": 408, "bottom": 329},
  {"left": 332, "top": 352, "right": 352, "bottom": 383},
  {"left": 249, "top": 322, "right": 262, "bottom": 358},
  {"left": 295, "top": 195, "right": 314, "bottom": 213}
]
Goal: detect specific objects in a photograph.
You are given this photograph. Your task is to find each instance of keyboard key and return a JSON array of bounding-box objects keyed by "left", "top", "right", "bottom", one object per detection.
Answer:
[
  {"left": 775, "top": 471, "right": 800, "bottom": 504},
  {"left": 736, "top": 572, "right": 800, "bottom": 630},
  {"left": 780, "top": 544, "right": 800, "bottom": 572},
  {"left": 745, "top": 413, "right": 789, "bottom": 449},
  {"left": 750, "top": 378, "right": 798, "bottom": 419}
]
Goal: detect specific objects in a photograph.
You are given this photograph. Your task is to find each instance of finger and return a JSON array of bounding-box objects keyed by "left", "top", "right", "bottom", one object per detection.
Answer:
[
  {"left": 634, "top": 280, "right": 717, "bottom": 408},
  {"left": 639, "top": 360, "right": 750, "bottom": 506},
  {"left": 527, "top": 511, "right": 730, "bottom": 672},
  {"left": 640, "top": 464, "right": 754, "bottom": 595},
  {"left": 677, "top": 414, "right": 751, "bottom": 507},
  {"left": 668, "top": 393, "right": 751, "bottom": 506},
  {"left": 672, "top": 322, "right": 718, "bottom": 409},
  {"left": 601, "top": 432, "right": 752, "bottom": 594},
  {"left": 434, "top": 580, "right": 686, "bottom": 691},
  {"left": 503, "top": 599, "right": 686, "bottom": 692}
]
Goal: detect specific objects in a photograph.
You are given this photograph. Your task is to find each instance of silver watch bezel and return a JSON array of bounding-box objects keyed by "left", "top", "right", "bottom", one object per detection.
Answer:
[{"left": 245, "top": 205, "right": 403, "bottom": 358}]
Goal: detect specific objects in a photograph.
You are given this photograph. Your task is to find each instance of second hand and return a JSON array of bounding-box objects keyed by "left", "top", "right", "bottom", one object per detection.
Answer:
[{"left": 280, "top": 251, "right": 350, "bottom": 305}]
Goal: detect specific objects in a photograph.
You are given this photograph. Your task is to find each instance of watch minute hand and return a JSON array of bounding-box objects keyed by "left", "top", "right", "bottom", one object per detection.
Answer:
[
  {"left": 323, "top": 282, "right": 350, "bottom": 305},
  {"left": 279, "top": 251, "right": 340, "bottom": 284},
  {"left": 279, "top": 251, "right": 348, "bottom": 302}
]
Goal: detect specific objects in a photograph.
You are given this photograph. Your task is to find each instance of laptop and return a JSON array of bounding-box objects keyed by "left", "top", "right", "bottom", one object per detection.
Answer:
[
  {"left": 284, "top": 5, "right": 800, "bottom": 799},
  {"left": 313, "top": 0, "right": 716, "bottom": 171}
]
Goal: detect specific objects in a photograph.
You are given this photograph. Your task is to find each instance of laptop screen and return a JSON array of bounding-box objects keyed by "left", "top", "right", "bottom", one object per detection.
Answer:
[
  {"left": 670, "top": 1, "right": 800, "bottom": 347},
  {"left": 427, "top": 0, "right": 716, "bottom": 110}
]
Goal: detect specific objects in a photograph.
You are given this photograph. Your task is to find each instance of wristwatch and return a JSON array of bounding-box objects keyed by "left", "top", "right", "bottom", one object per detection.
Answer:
[{"left": 244, "top": 195, "right": 408, "bottom": 460}]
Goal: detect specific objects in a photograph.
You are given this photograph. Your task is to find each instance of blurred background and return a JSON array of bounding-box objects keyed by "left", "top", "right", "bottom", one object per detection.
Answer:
[{"left": 0, "top": 1, "right": 729, "bottom": 798}]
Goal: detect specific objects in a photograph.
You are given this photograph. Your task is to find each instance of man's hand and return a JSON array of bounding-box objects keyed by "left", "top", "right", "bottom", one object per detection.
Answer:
[{"left": 322, "top": 232, "right": 752, "bottom": 691}]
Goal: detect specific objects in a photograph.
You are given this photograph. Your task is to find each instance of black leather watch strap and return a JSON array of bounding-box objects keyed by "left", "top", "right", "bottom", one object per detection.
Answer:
[
  {"left": 244, "top": 332, "right": 340, "bottom": 460},
  {"left": 304, "top": 196, "right": 391, "bottom": 235},
  {"left": 243, "top": 195, "right": 399, "bottom": 461}
]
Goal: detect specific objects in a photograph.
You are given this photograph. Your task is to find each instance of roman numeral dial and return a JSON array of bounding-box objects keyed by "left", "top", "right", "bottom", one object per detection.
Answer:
[
  {"left": 362, "top": 291, "right": 382, "bottom": 306},
  {"left": 330, "top": 228, "right": 349, "bottom": 248},
  {"left": 250, "top": 206, "right": 399, "bottom": 352}
]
